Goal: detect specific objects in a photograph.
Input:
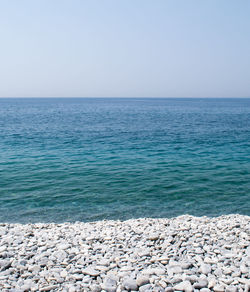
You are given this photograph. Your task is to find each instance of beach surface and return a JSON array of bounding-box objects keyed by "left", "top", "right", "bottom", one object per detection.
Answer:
[{"left": 0, "top": 215, "right": 249, "bottom": 292}]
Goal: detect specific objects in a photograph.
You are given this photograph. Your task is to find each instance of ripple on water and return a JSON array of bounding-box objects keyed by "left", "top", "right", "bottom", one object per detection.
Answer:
[{"left": 0, "top": 98, "right": 250, "bottom": 222}]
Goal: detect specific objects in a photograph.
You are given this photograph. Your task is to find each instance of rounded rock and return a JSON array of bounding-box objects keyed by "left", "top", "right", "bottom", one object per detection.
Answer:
[
  {"left": 123, "top": 278, "right": 138, "bottom": 291},
  {"left": 136, "top": 276, "right": 150, "bottom": 287}
]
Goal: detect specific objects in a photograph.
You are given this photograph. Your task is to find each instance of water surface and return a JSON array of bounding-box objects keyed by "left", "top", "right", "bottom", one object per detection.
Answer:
[{"left": 0, "top": 98, "right": 249, "bottom": 223}]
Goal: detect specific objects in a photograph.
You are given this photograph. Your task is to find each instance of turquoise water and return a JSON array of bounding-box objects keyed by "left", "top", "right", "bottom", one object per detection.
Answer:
[{"left": 0, "top": 98, "right": 249, "bottom": 223}]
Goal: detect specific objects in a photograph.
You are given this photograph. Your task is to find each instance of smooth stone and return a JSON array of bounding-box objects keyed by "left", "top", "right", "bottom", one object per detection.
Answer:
[
  {"left": 136, "top": 276, "right": 150, "bottom": 287},
  {"left": 57, "top": 244, "right": 70, "bottom": 250},
  {"left": 245, "top": 246, "right": 250, "bottom": 256},
  {"left": 169, "top": 265, "right": 182, "bottom": 274},
  {"left": 240, "top": 265, "right": 248, "bottom": 274},
  {"left": 174, "top": 280, "right": 193, "bottom": 292},
  {"left": 157, "top": 256, "right": 169, "bottom": 263},
  {"left": 221, "top": 278, "right": 233, "bottom": 285},
  {"left": 101, "top": 277, "right": 117, "bottom": 292},
  {"left": 95, "top": 265, "right": 109, "bottom": 272},
  {"left": 154, "top": 268, "right": 165, "bottom": 275},
  {"left": 0, "top": 259, "right": 11, "bottom": 270},
  {"left": 223, "top": 267, "right": 232, "bottom": 275},
  {"left": 208, "top": 279, "right": 216, "bottom": 289},
  {"left": 139, "top": 284, "right": 153, "bottom": 292},
  {"left": 154, "top": 286, "right": 165, "bottom": 292},
  {"left": 73, "top": 273, "right": 84, "bottom": 280},
  {"left": 98, "top": 259, "right": 110, "bottom": 266},
  {"left": 0, "top": 246, "right": 7, "bottom": 253},
  {"left": 200, "top": 264, "right": 211, "bottom": 275},
  {"left": 40, "top": 285, "right": 58, "bottom": 291},
  {"left": 225, "top": 286, "right": 238, "bottom": 292},
  {"left": 19, "top": 260, "right": 27, "bottom": 266},
  {"left": 181, "top": 262, "right": 193, "bottom": 269},
  {"left": 186, "top": 275, "right": 199, "bottom": 284},
  {"left": 193, "top": 279, "right": 208, "bottom": 289},
  {"left": 91, "top": 284, "right": 102, "bottom": 292},
  {"left": 213, "top": 285, "right": 225, "bottom": 292},
  {"left": 143, "top": 268, "right": 165, "bottom": 275},
  {"left": 104, "top": 277, "right": 117, "bottom": 287},
  {"left": 82, "top": 267, "right": 100, "bottom": 277},
  {"left": 165, "top": 288, "right": 174, "bottom": 292},
  {"left": 60, "top": 270, "right": 68, "bottom": 278},
  {"left": 68, "top": 286, "right": 77, "bottom": 292},
  {"left": 238, "top": 278, "right": 250, "bottom": 285},
  {"left": 214, "top": 268, "right": 223, "bottom": 278},
  {"left": 20, "top": 284, "right": 32, "bottom": 291},
  {"left": 231, "top": 271, "right": 241, "bottom": 278},
  {"left": 123, "top": 278, "right": 138, "bottom": 291},
  {"left": 29, "top": 265, "right": 40, "bottom": 273},
  {"left": 170, "top": 277, "right": 183, "bottom": 284},
  {"left": 158, "top": 280, "right": 167, "bottom": 288},
  {"left": 101, "top": 286, "right": 117, "bottom": 292},
  {"left": 148, "top": 233, "right": 160, "bottom": 240}
]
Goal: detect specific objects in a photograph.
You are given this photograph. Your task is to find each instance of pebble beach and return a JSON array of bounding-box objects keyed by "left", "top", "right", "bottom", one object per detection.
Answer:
[{"left": 0, "top": 215, "right": 249, "bottom": 292}]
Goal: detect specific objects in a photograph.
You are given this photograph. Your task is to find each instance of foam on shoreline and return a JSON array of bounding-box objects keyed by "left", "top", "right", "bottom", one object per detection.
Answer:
[{"left": 0, "top": 215, "right": 249, "bottom": 291}]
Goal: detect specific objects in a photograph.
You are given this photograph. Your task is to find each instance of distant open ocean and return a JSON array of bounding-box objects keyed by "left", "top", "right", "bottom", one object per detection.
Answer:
[{"left": 0, "top": 98, "right": 249, "bottom": 223}]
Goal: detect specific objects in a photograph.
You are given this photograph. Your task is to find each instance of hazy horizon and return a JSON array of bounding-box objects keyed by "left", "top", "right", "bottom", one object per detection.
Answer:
[
  {"left": 1, "top": 0, "right": 250, "bottom": 98},
  {"left": 1, "top": 97, "right": 250, "bottom": 99}
]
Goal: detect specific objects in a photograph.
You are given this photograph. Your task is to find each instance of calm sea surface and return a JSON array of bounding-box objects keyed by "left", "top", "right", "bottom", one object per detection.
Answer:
[{"left": 0, "top": 98, "right": 249, "bottom": 223}]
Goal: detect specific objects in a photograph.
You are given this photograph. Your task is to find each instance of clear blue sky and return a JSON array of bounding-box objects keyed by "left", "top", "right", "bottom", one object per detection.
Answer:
[{"left": 0, "top": 0, "right": 249, "bottom": 97}]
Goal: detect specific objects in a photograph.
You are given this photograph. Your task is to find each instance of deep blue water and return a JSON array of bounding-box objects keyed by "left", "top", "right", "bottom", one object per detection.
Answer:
[{"left": 0, "top": 98, "right": 249, "bottom": 223}]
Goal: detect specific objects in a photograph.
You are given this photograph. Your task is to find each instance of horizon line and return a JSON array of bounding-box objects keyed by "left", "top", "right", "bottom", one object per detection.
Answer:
[{"left": 0, "top": 96, "right": 250, "bottom": 99}]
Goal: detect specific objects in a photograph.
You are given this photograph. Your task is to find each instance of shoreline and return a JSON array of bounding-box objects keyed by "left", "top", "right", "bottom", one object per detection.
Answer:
[{"left": 0, "top": 214, "right": 249, "bottom": 291}]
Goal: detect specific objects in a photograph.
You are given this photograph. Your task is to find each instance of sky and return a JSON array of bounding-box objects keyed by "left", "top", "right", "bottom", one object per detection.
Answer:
[{"left": 0, "top": 0, "right": 249, "bottom": 98}]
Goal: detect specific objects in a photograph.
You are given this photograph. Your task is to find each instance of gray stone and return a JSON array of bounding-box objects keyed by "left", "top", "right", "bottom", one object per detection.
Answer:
[
  {"left": 20, "top": 284, "right": 32, "bottom": 292},
  {"left": 244, "top": 284, "right": 250, "bottom": 292},
  {"left": 68, "top": 286, "right": 77, "bottom": 292},
  {"left": 19, "top": 260, "right": 27, "bottom": 266},
  {"left": 240, "top": 265, "right": 248, "bottom": 274},
  {"left": 170, "top": 265, "right": 182, "bottom": 274},
  {"left": 245, "top": 246, "right": 250, "bottom": 257},
  {"left": 165, "top": 288, "right": 174, "bottom": 292},
  {"left": 0, "top": 259, "right": 11, "bottom": 271},
  {"left": 123, "top": 278, "right": 138, "bottom": 291},
  {"left": 40, "top": 285, "right": 58, "bottom": 291},
  {"left": 136, "top": 275, "right": 150, "bottom": 287},
  {"left": 148, "top": 233, "right": 160, "bottom": 240},
  {"left": 82, "top": 267, "right": 100, "bottom": 277},
  {"left": 102, "top": 286, "right": 117, "bottom": 292},
  {"left": 225, "top": 286, "right": 238, "bottom": 292},
  {"left": 186, "top": 275, "right": 199, "bottom": 284},
  {"left": 200, "top": 289, "right": 211, "bottom": 292},
  {"left": 139, "top": 284, "right": 153, "bottom": 292},
  {"left": 101, "top": 277, "right": 117, "bottom": 292},
  {"left": 181, "top": 262, "right": 193, "bottom": 269},
  {"left": 213, "top": 285, "right": 225, "bottom": 292},
  {"left": 193, "top": 279, "right": 208, "bottom": 289},
  {"left": 98, "top": 258, "right": 110, "bottom": 266},
  {"left": 104, "top": 277, "right": 117, "bottom": 287},
  {"left": 174, "top": 280, "right": 193, "bottom": 292},
  {"left": 91, "top": 284, "right": 102, "bottom": 292},
  {"left": 200, "top": 264, "right": 211, "bottom": 275},
  {"left": 154, "top": 286, "right": 165, "bottom": 292},
  {"left": 0, "top": 246, "right": 7, "bottom": 253}
]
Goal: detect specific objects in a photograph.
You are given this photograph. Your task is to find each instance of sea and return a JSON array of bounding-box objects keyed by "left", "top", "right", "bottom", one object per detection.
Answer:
[{"left": 0, "top": 98, "right": 249, "bottom": 223}]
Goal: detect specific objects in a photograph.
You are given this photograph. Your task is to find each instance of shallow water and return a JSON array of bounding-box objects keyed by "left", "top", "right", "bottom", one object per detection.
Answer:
[{"left": 0, "top": 98, "right": 249, "bottom": 223}]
